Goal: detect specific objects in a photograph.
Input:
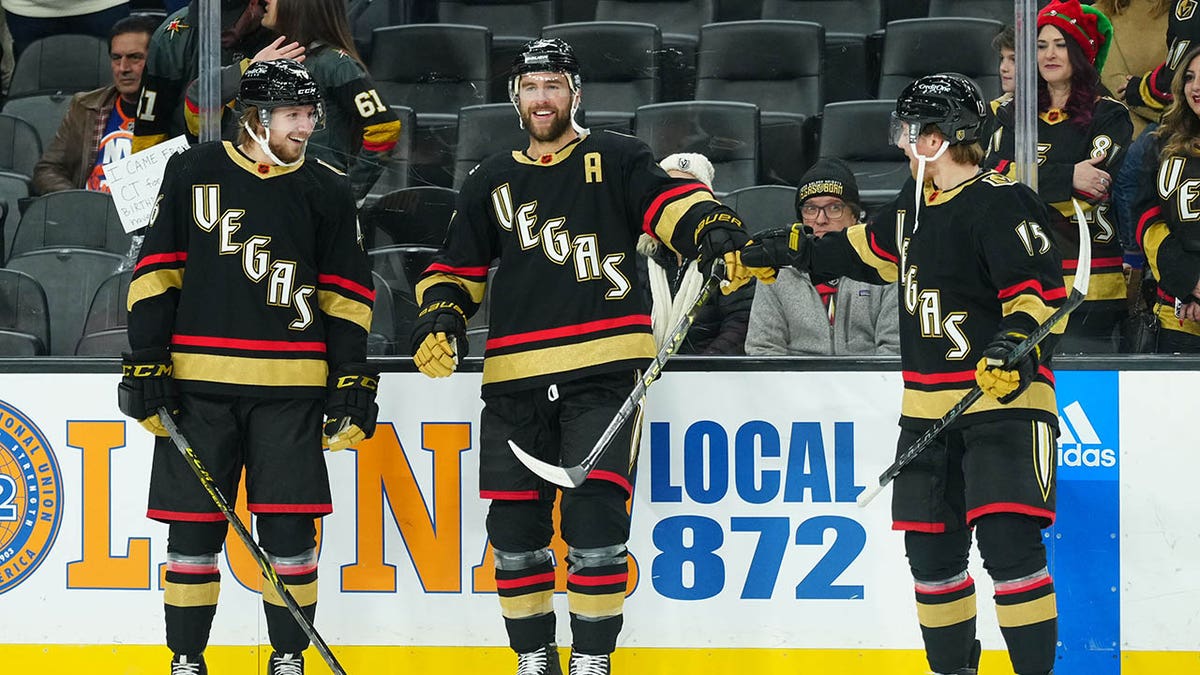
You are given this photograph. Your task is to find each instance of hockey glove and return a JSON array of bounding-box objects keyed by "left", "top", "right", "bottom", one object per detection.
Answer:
[
  {"left": 411, "top": 300, "right": 467, "bottom": 378},
  {"left": 740, "top": 224, "right": 811, "bottom": 273},
  {"left": 117, "top": 348, "right": 180, "bottom": 437},
  {"left": 696, "top": 212, "right": 757, "bottom": 293},
  {"left": 323, "top": 363, "right": 381, "bottom": 451},
  {"left": 974, "top": 331, "right": 1039, "bottom": 404}
]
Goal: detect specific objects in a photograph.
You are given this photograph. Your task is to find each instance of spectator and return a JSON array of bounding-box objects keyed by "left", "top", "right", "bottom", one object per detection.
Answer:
[
  {"left": 1133, "top": 44, "right": 1200, "bottom": 353},
  {"left": 0, "top": 0, "right": 130, "bottom": 59},
  {"left": 1092, "top": 0, "right": 1168, "bottom": 135},
  {"left": 981, "top": 25, "right": 1015, "bottom": 157},
  {"left": 132, "top": 0, "right": 275, "bottom": 152},
  {"left": 745, "top": 158, "right": 899, "bottom": 356},
  {"left": 639, "top": 152, "right": 754, "bottom": 355},
  {"left": 985, "top": 0, "right": 1133, "bottom": 353},
  {"left": 184, "top": 0, "right": 401, "bottom": 201},
  {"left": 31, "top": 14, "right": 159, "bottom": 195}
]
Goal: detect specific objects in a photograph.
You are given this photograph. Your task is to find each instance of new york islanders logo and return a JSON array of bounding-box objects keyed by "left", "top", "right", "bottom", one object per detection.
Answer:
[{"left": 0, "top": 401, "right": 62, "bottom": 594}]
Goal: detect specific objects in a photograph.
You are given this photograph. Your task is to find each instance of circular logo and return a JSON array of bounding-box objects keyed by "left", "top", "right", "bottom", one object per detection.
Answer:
[{"left": 0, "top": 400, "right": 62, "bottom": 595}]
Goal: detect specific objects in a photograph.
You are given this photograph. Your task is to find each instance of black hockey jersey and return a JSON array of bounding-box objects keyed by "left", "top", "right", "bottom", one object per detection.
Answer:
[
  {"left": 417, "top": 130, "right": 742, "bottom": 395},
  {"left": 1135, "top": 145, "right": 1200, "bottom": 338},
  {"left": 127, "top": 141, "right": 374, "bottom": 398},
  {"left": 986, "top": 97, "right": 1133, "bottom": 315},
  {"left": 1129, "top": 0, "right": 1200, "bottom": 111},
  {"left": 809, "top": 171, "right": 1066, "bottom": 429}
]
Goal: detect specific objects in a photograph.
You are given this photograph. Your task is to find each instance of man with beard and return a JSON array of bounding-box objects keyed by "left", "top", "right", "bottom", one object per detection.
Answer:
[
  {"left": 133, "top": 0, "right": 277, "bottom": 151},
  {"left": 119, "top": 59, "right": 377, "bottom": 675},
  {"left": 410, "top": 38, "right": 761, "bottom": 675}
]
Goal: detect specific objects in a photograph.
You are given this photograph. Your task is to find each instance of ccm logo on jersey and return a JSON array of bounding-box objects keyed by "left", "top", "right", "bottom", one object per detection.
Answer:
[
  {"left": 489, "top": 181, "right": 632, "bottom": 300},
  {"left": 191, "top": 185, "right": 318, "bottom": 329}
]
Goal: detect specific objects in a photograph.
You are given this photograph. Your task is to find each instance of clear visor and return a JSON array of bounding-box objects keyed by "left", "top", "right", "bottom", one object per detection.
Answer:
[
  {"left": 258, "top": 103, "right": 326, "bottom": 133},
  {"left": 888, "top": 113, "right": 916, "bottom": 147}
]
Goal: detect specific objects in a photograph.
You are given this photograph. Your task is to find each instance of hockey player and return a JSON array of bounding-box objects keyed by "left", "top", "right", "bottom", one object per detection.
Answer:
[
  {"left": 118, "top": 59, "right": 378, "bottom": 675},
  {"left": 182, "top": 0, "right": 401, "bottom": 201},
  {"left": 410, "top": 38, "right": 757, "bottom": 675},
  {"left": 742, "top": 74, "right": 1066, "bottom": 675},
  {"left": 985, "top": 0, "right": 1132, "bottom": 353}
]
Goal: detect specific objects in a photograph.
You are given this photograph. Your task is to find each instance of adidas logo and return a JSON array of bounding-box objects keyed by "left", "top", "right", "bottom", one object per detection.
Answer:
[{"left": 1057, "top": 401, "right": 1116, "bottom": 468}]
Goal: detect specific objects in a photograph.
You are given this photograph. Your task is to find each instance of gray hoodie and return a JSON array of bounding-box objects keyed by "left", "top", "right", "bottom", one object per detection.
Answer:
[{"left": 745, "top": 267, "right": 899, "bottom": 356}]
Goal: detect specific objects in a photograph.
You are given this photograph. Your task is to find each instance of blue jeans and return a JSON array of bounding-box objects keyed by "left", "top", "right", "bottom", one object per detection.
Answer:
[{"left": 1111, "top": 122, "right": 1158, "bottom": 253}]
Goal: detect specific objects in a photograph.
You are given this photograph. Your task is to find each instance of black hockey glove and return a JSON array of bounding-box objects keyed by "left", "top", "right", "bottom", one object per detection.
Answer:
[
  {"left": 696, "top": 210, "right": 756, "bottom": 294},
  {"left": 974, "top": 330, "right": 1039, "bottom": 404},
  {"left": 323, "top": 363, "right": 381, "bottom": 451},
  {"left": 410, "top": 300, "right": 467, "bottom": 378},
  {"left": 117, "top": 348, "right": 180, "bottom": 437},
  {"left": 740, "top": 224, "right": 812, "bottom": 271}
]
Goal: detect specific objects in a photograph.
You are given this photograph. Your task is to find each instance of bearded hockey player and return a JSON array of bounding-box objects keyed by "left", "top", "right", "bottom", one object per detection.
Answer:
[
  {"left": 119, "top": 59, "right": 377, "bottom": 675},
  {"left": 410, "top": 38, "right": 758, "bottom": 675},
  {"left": 742, "top": 73, "right": 1066, "bottom": 675}
]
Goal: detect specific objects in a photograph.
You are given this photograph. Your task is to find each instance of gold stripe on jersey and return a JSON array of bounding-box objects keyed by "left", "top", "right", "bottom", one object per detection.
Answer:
[
  {"left": 1156, "top": 304, "right": 1200, "bottom": 336},
  {"left": 1141, "top": 219, "right": 1170, "bottom": 279},
  {"left": 164, "top": 580, "right": 220, "bottom": 607},
  {"left": 363, "top": 119, "right": 402, "bottom": 147},
  {"left": 128, "top": 269, "right": 184, "bottom": 310},
  {"left": 511, "top": 134, "right": 586, "bottom": 166},
  {"left": 132, "top": 134, "right": 167, "bottom": 154},
  {"left": 902, "top": 381, "right": 1056, "bottom": 421},
  {"left": 416, "top": 272, "right": 487, "bottom": 305},
  {"left": 221, "top": 141, "right": 304, "bottom": 179},
  {"left": 846, "top": 224, "right": 898, "bottom": 282},
  {"left": 655, "top": 191, "right": 719, "bottom": 253},
  {"left": 916, "top": 596, "right": 977, "bottom": 628},
  {"left": 482, "top": 333, "right": 655, "bottom": 385},
  {"left": 263, "top": 579, "right": 317, "bottom": 607},
  {"left": 1034, "top": 420, "right": 1055, "bottom": 502},
  {"left": 996, "top": 593, "right": 1058, "bottom": 628},
  {"left": 499, "top": 590, "right": 554, "bottom": 619},
  {"left": 317, "top": 289, "right": 372, "bottom": 332},
  {"left": 1064, "top": 270, "right": 1127, "bottom": 303},
  {"left": 1001, "top": 294, "right": 1058, "bottom": 325},
  {"left": 567, "top": 590, "right": 625, "bottom": 619},
  {"left": 173, "top": 352, "right": 328, "bottom": 388},
  {"left": 923, "top": 171, "right": 1003, "bottom": 205}
]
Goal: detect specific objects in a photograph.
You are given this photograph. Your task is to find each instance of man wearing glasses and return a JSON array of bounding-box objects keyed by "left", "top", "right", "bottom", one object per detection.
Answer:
[{"left": 745, "top": 157, "right": 900, "bottom": 355}]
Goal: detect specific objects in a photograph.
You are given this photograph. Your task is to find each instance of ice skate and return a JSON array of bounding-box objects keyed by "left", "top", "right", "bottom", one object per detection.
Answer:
[
  {"left": 269, "top": 651, "right": 304, "bottom": 675},
  {"left": 170, "top": 653, "right": 206, "bottom": 675},
  {"left": 516, "top": 643, "right": 562, "bottom": 675},
  {"left": 568, "top": 651, "right": 610, "bottom": 675}
]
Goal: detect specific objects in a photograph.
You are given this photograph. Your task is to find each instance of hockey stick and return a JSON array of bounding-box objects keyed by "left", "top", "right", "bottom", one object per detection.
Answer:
[
  {"left": 157, "top": 409, "right": 348, "bottom": 675},
  {"left": 509, "top": 260, "right": 727, "bottom": 488},
  {"left": 856, "top": 198, "right": 1092, "bottom": 507}
]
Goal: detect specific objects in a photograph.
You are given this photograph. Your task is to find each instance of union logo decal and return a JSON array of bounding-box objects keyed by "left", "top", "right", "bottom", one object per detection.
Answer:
[{"left": 0, "top": 400, "right": 62, "bottom": 594}]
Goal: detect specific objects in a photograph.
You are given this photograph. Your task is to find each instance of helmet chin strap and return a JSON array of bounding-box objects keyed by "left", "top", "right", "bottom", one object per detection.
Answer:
[
  {"left": 242, "top": 120, "right": 306, "bottom": 167},
  {"left": 908, "top": 138, "right": 949, "bottom": 233}
]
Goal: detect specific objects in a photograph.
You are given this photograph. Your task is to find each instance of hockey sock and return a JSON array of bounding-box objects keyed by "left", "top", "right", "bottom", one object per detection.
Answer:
[
  {"left": 262, "top": 548, "right": 319, "bottom": 654},
  {"left": 976, "top": 513, "right": 1057, "bottom": 675},
  {"left": 495, "top": 547, "right": 557, "bottom": 653},
  {"left": 914, "top": 571, "right": 978, "bottom": 673},
  {"left": 566, "top": 544, "right": 627, "bottom": 655},
  {"left": 164, "top": 551, "right": 221, "bottom": 656}
]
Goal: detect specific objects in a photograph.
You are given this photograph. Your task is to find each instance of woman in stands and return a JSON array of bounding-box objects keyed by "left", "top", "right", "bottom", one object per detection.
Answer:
[
  {"left": 1132, "top": 45, "right": 1200, "bottom": 353},
  {"left": 985, "top": 0, "right": 1133, "bottom": 353},
  {"left": 186, "top": 0, "right": 401, "bottom": 202}
]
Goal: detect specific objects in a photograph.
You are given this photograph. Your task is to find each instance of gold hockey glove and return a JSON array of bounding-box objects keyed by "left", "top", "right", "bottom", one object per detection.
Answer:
[
  {"left": 411, "top": 300, "right": 467, "bottom": 378},
  {"left": 974, "top": 331, "right": 1039, "bottom": 404}
]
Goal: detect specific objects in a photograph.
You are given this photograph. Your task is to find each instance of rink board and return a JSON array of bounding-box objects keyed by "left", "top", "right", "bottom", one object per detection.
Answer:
[{"left": 0, "top": 369, "right": 1196, "bottom": 674}]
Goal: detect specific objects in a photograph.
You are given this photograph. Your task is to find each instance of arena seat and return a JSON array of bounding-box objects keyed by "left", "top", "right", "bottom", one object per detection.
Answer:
[
  {"left": 2, "top": 92, "right": 73, "bottom": 152},
  {"left": 74, "top": 269, "right": 130, "bottom": 356},
  {"left": 635, "top": 100, "right": 760, "bottom": 193},
  {"left": 361, "top": 185, "right": 457, "bottom": 250},
  {"left": 0, "top": 113, "right": 43, "bottom": 180},
  {"left": 368, "top": 24, "right": 492, "bottom": 127},
  {"left": 759, "top": 0, "right": 883, "bottom": 33},
  {"left": 368, "top": 271, "right": 398, "bottom": 356},
  {"left": 594, "top": 0, "right": 716, "bottom": 101},
  {"left": 438, "top": 0, "right": 560, "bottom": 102},
  {"left": 9, "top": 190, "right": 130, "bottom": 263},
  {"left": 928, "top": 0, "right": 1014, "bottom": 24},
  {"left": 8, "top": 34, "right": 110, "bottom": 99},
  {"left": 4, "top": 248, "right": 123, "bottom": 355},
  {"left": 368, "top": 245, "right": 440, "bottom": 356},
  {"left": 877, "top": 17, "right": 1004, "bottom": 101},
  {"left": 722, "top": 184, "right": 796, "bottom": 235},
  {"left": 453, "top": 103, "right": 530, "bottom": 190},
  {"left": 0, "top": 267, "right": 50, "bottom": 355},
  {"left": 817, "top": 99, "right": 909, "bottom": 193}
]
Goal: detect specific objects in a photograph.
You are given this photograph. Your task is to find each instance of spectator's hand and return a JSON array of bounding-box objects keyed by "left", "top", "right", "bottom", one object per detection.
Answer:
[
  {"left": 1073, "top": 154, "right": 1111, "bottom": 198},
  {"left": 1179, "top": 301, "right": 1200, "bottom": 323},
  {"left": 974, "top": 331, "right": 1038, "bottom": 404},
  {"left": 1116, "top": 75, "right": 1135, "bottom": 99},
  {"left": 253, "top": 35, "right": 306, "bottom": 64},
  {"left": 411, "top": 301, "right": 467, "bottom": 378}
]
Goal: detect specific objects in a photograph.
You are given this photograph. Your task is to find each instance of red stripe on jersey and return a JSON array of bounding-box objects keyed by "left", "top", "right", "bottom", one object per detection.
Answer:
[
  {"left": 902, "top": 369, "right": 976, "bottom": 385},
  {"left": 868, "top": 230, "right": 898, "bottom": 263},
  {"left": 318, "top": 273, "right": 376, "bottom": 301},
  {"left": 893, "top": 520, "right": 946, "bottom": 533},
  {"left": 172, "top": 334, "right": 327, "bottom": 352},
  {"left": 495, "top": 572, "right": 556, "bottom": 590},
  {"left": 480, "top": 489, "right": 539, "bottom": 501},
  {"left": 967, "top": 502, "right": 1055, "bottom": 525},
  {"left": 641, "top": 183, "right": 706, "bottom": 236},
  {"left": 997, "top": 279, "right": 1067, "bottom": 301},
  {"left": 994, "top": 574, "right": 1053, "bottom": 596},
  {"left": 147, "top": 508, "right": 226, "bottom": 522},
  {"left": 487, "top": 315, "right": 651, "bottom": 350},
  {"left": 135, "top": 251, "right": 187, "bottom": 271},
  {"left": 1149, "top": 64, "right": 1170, "bottom": 99},
  {"left": 1037, "top": 364, "right": 1054, "bottom": 383},
  {"left": 363, "top": 139, "right": 397, "bottom": 152},
  {"left": 568, "top": 572, "right": 628, "bottom": 587},
  {"left": 914, "top": 575, "right": 974, "bottom": 595},
  {"left": 167, "top": 560, "right": 220, "bottom": 575},
  {"left": 185, "top": 97, "right": 198, "bottom": 114},
  {"left": 995, "top": 159, "right": 1011, "bottom": 174},
  {"left": 426, "top": 262, "right": 490, "bottom": 278},
  {"left": 1136, "top": 205, "right": 1163, "bottom": 248},
  {"left": 588, "top": 469, "right": 633, "bottom": 494},
  {"left": 250, "top": 502, "right": 333, "bottom": 514},
  {"left": 1062, "top": 256, "right": 1122, "bottom": 270}
]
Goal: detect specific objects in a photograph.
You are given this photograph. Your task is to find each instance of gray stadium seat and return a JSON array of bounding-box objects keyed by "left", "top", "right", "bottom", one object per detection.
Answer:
[
  {"left": 760, "top": 0, "right": 884, "bottom": 33},
  {"left": 437, "top": 0, "right": 560, "bottom": 102},
  {"left": 9, "top": 190, "right": 130, "bottom": 262},
  {"left": 453, "top": 103, "right": 529, "bottom": 190},
  {"left": 928, "top": 0, "right": 1014, "bottom": 24},
  {"left": 877, "top": 17, "right": 1004, "bottom": 101},
  {"left": 635, "top": 101, "right": 761, "bottom": 193},
  {"left": 368, "top": 271, "right": 397, "bottom": 355},
  {"left": 0, "top": 113, "right": 43, "bottom": 180},
  {"left": 817, "top": 99, "right": 910, "bottom": 193},
  {"left": 74, "top": 328, "right": 130, "bottom": 356},
  {"left": 2, "top": 92, "right": 73, "bottom": 151},
  {"left": 79, "top": 270, "right": 130, "bottom": 338},
  {"left": 0, "top": 267, "right": 50, "bottom": 354},
  {"left": 363, "top": 105, "right": 415, "bottom": 205},
  {"left": 595, "top": 0, "right": 716, "bottom": 101},
  {"left": 369, "top": 245, "right": 440, "bottom": 356},
  {"left": 541, "top": 21, "right": 661, "bottom": 132},
  {"left": 361, "top": 185, "right": 457, "bottom": 250},
  {"left": 8, "top": 34, "right": 110, "bottom": 99},
  {"left": 367, "top": 24, "right": 492, "bottom": 126},
  {"left": 723, "top": 184, "right": 796, "bottom": 235},
  {"left": 348, "top": 0, "right": 406, "bottom": 56},
  {"left": 4, "top": 248, "right": 124, "bottom": 355}
]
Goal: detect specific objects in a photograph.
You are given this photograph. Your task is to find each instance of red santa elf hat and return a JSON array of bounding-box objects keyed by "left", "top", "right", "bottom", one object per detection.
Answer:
[{"left": 1037, "top": 0, "right": 1113, "bottom": 73}]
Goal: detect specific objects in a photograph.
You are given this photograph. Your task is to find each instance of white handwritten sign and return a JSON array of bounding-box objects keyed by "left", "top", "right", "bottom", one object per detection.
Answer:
[{"left": 106, "top": 135, "right": 190, "bottom": 233}]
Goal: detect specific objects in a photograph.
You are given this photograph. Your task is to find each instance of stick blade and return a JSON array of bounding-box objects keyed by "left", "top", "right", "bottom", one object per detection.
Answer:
[
  {"left": 856, "top": 481, "right": 887, "bottom": 508},
  {"left": 508, "top": 440, "right": 583, "bottom": 488}
]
